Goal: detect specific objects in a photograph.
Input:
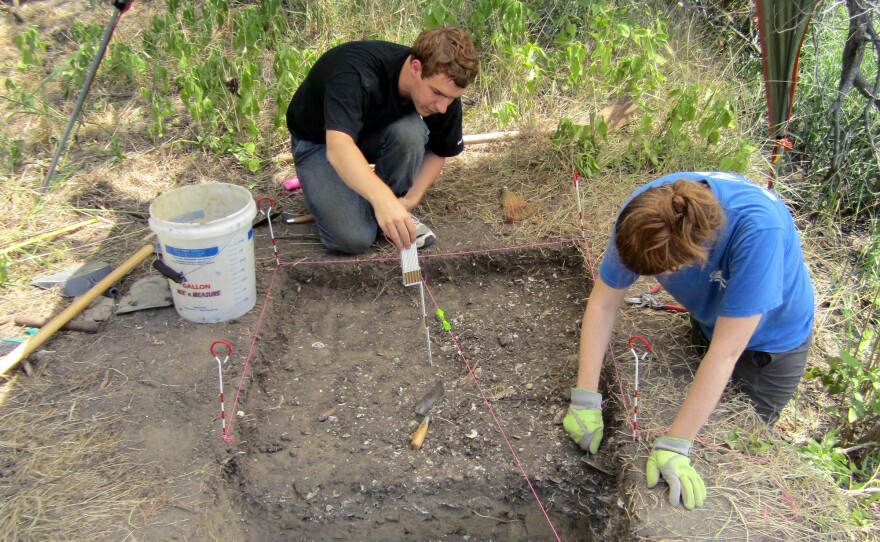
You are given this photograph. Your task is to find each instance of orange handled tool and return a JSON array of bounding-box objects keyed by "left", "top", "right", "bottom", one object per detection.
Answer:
[
  {"left": 410, "top": 415, "right": 432, "bottom": 450},
  {"left": 409, "top": 380, "right": 444, "bottom": 450},
  {"left": 281, "top": 212, "right": 314, "bottom": 224}
]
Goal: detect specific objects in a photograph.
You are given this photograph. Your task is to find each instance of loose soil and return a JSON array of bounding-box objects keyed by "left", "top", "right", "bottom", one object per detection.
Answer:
[{"left": 34, "top": 221, "right": 630, "bottom": 541}]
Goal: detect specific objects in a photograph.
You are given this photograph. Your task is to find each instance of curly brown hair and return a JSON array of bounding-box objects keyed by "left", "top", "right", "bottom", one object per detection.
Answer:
[
  {"left": 614, "top": 179, "right": 724, "bottom": 276},
  {"left": 411, "top": 27, "right": 478, "bottom": 88}
]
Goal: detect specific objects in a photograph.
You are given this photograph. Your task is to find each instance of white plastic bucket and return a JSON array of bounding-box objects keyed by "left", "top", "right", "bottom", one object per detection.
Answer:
[{"left": 148, "top": 182, "right": 257, "bottom": 323}]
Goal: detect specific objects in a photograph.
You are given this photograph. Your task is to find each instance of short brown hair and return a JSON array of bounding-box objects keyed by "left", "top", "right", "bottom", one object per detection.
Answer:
[
  {"left": 411, "top": 27, "right": 478, "bottom": 88},
  {"left": 614, "top": 179, "right": 724, "bottom": 276}
]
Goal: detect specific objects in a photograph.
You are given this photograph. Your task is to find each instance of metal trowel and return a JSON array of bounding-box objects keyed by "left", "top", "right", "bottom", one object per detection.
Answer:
[
  {"left": 30, "top": 261, "right": 113, "bottom": 297},
  {"left": 410, "top": 380, "right": 444, "bottom": 450}
]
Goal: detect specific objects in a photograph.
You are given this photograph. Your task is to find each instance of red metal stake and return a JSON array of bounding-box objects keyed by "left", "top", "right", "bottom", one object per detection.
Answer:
[
  {"left": 628, "top": 336, "right": 651, "bottom": 442},
  {"left": 210, "top": 340, "right": 234, "bottom": 442}
]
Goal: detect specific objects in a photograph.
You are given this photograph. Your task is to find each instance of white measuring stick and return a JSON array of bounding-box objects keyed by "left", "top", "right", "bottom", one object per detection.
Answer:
[
  {"left": 400, "top": 245, "right": 433, "bottom": 366},
  {"left": 400, "top": 244, "right": 421, "bottom": 286},
  {"left": 419, "top": 280, "right": 433, "bottom": 366},
  {"left": 210, "top": 340, "right": 234, "bottom": 442}
]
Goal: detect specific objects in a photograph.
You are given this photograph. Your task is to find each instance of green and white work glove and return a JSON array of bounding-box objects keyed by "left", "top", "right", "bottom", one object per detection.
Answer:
[
  {"left": 562, "top": 389, "right": 603, "bottom": 454},
  {"left": 646, "top": 436, "right": 707, "bottom": 510}
]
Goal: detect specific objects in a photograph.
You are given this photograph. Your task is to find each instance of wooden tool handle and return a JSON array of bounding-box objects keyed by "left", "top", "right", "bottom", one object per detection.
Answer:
[
  {"left": 14, "top": 315, "right": 101, "bottom": 333},
  {"left": 410, "top": 419, "right": 430, "bottom": 450},
  {"left": 0, "top": 243, "right": 155, "bottom": 377}
]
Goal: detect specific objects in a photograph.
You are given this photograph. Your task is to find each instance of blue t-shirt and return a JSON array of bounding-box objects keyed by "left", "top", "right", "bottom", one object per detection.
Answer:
[{"left": 599, "top": 171, "right": 814, "bottom": 352}]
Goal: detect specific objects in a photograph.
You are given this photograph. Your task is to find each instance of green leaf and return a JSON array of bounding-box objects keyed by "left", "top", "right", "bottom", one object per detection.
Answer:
[
  {"left": 596, "top": 116, "right": 608, "bottom": 139},
  {"left": 707, "top": 130, "right": 720, "bottom": 145},
  {"left": 840, "top": 350, "right": 862, "bottom": 369}
]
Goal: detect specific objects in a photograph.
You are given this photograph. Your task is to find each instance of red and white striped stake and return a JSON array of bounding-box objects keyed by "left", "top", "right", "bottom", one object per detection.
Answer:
[
  {"left": 627, "top": 335, "right": 651, "bottom": 442},
  {"left": 210, "top": 340, "right": 234, "bottom": 442},
  {"left": 572, "top": 169, "right": 587, "bottom": 248},
  {"left": 572, "top": 168, "right": 597, "bottom": 275},
  {"left": 256, "top": 196, "right": 280, "bottom": 266}
]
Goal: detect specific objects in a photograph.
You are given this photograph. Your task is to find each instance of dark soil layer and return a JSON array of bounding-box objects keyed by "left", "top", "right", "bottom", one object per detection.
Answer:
[{"left": 226, "top": 245, "right": 628, "bottom": 541}]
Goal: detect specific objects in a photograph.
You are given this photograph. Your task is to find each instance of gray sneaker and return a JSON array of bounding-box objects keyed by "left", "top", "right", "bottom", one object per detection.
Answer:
[{"left": 410, "top": 214, "right": 436, "bottom": 249}]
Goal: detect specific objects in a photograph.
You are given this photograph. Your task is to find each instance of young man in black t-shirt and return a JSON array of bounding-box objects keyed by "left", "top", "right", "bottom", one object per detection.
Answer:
[{"left": 285, "top": 27, "right": 478, "bottom": 254}]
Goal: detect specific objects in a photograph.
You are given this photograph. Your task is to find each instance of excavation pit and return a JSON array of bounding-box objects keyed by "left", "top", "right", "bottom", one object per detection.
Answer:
[{"left": 227, "top": 244, "right": 628, "bottom": 541}]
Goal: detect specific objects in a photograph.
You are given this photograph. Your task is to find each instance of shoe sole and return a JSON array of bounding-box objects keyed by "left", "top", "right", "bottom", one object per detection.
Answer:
[{"left": 416, "top": 234, "right": 436, "bottom": 249}]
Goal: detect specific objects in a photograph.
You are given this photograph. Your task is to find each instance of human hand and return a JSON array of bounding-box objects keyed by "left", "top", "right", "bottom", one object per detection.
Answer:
[
  {"left": 562, "top": 388, "right": 603, "bottom": 454},
  {"left": 373, "top": 193, "right": 416, "bottom": 250},
  {"left": 398, "top": 193, "right": 419, "bottom": 212},
  {"left": 646, "top": 436, "right": 706, "bottom": 510}
]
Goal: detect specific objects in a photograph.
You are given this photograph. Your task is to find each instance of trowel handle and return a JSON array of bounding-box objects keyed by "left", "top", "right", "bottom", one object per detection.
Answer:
[{"left": 410, "top": 416, "right": 431, "bottom": 450}]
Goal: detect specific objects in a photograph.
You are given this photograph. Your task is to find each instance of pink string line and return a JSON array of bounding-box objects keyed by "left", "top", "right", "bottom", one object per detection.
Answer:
[
  {"left": 572, "top": 169, "right": 596, "bottom": 282},
  {"left": 277, "top": 238, "right": 580, "bottom": 267},
  {"left": 236, "top": 203, "right": 798, "bottom": 525},
  {"left": 421, "top": 278, "right": 563, "bottom": 542},
  {"left": 609, "top": 351, "right": 800, "bottom": 517},
  {"left": 569, "top": 173, "right": 799, "bottom": 519},
  {"left": 223, "top": 264, "right": 280, "bottom": 440}
]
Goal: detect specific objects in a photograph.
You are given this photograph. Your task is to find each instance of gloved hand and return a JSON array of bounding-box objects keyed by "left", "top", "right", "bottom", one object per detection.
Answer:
[
  {"left": 646, "top": 436, "right": 706, "bottom": 510},
  {"left": 562, "top": 389, "right": 603, "bottom": 454}
]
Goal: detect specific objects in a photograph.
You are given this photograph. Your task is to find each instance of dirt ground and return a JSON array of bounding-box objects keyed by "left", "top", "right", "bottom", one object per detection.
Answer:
[
  {"left": 27, "top": 218, "right": 628, "bottom": 541},
  {"left": 2, "top": 146, "right": 866, "bottom": 541},
  {"left": 2, "top": 2, "right": 873, "bottom": 540}
]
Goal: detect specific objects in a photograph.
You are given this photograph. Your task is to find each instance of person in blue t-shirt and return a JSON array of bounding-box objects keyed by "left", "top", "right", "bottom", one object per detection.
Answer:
[{"left": 563, "top": 172, "right": 814, "bottom": 511}]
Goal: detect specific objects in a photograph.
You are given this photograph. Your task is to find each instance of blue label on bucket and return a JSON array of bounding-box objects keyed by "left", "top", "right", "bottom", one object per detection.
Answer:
[
  {"left": 248, "top": 228, "right": 253, "bottom": 240},
  {"left": 166, "top": 244, "right": 219, "bottom": 258}
]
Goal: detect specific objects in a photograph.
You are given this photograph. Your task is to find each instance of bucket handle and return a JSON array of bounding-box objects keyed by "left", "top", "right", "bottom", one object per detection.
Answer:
[{"left": 153, "top": 257, "right": 186, "bottom": 284}]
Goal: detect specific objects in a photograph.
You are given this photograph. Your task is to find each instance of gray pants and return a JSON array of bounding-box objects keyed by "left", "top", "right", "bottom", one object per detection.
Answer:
[{"left": 691, "top": 318, "right": 810, "bottom": 426}]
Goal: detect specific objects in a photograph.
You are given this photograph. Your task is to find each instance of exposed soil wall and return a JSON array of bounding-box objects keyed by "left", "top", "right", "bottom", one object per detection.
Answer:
[{"left": 223, "top": 245, "right": 630, "bottom": 540}]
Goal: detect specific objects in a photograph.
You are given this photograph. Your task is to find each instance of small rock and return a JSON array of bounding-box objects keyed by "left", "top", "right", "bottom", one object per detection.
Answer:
[
  {"left": 258, "top": 442, "right": 284, "bottom": 453},
  {"left": 318, "top": 407, "right": 337, "bottom": 422},
  {"left": 552, "top": 408, "right": 567, "bottom": 425},
  {"left": 82, "top": 296, "right": 115, "bottom": 321}
]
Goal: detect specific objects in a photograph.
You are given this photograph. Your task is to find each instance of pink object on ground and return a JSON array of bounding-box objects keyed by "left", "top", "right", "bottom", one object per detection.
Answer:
[{"left": 283, "top": 177, "right": 301, "bottom": 190}]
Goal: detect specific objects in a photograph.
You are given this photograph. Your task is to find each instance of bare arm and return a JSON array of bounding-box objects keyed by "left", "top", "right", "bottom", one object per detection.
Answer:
[
  {"left": 667, "top": 314, "right": 761, "bottom": 441},
  {"left": 399, "top": 151, "right": 446, "bottom": 211},
  {"left": 325, "top": 129, "right": 415, "bottom": 250},
  {"left": 576, "top": 277, "right": 628, "bottom": 390}
]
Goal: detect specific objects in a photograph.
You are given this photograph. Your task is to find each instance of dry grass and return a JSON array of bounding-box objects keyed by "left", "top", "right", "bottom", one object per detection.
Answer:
[
  {"left": 0, "top": 375, "right": 169, "bottom": 541},
  {"left": 0, "top": 0, "right": 876, "bottom": 540},
  {"left": 434, "top": 123, "right": 874, "bottom": 537},
  {"left": 608, "top": 282, "right": 872, "bottom": 540}
]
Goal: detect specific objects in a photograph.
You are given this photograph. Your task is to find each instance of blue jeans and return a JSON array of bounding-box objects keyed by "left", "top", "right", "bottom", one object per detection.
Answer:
[{"left": 290, "top": 113, "right": 429, "bottom": 254}]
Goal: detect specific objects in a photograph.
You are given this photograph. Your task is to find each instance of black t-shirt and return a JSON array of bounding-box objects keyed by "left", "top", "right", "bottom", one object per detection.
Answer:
[{"left": 285, "top": 40, "right": 464, "bottom": 158}]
